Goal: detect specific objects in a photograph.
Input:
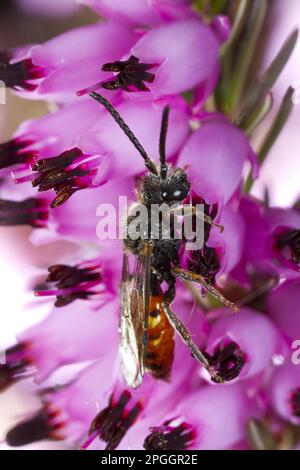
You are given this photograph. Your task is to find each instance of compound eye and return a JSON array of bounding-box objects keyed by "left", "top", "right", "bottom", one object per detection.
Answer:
[
  {"left": 171, "top": 187, "right": 188, "bottom": 201},
  {"left": 145, "top": 190, "right": 153, "bottom": 201},
  {"left": 161, "top": 185, "right": 188, "bottom": 202}
]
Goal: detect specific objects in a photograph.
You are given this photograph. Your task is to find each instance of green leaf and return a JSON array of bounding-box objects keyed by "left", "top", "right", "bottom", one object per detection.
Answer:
[
  {"left": 237, "top": 28, "right": 298, "bottom": 124},
  {"left": 223, "top": 0, "right": 268, "bottom": 117},
  {"left": 259, "top": 87, "right": 294, "bottom": 163},
  {"left": 182, "top": 90, "right": 194, "bottom": 104},
  {"left": 211, "top": 0, "right": 229, "bottom": 14},
  {"left": 247, "top": 419, "right": 276, "bottom": 450},
  {"left": 244, "top": 87, "right": 294, "bottom": 193},
  {"left": 216, "top": 0, "right": 250, "bottom": 112},
  {"left": 194, "top": 0, "right": 229, "bottom": 15},
  {"left": 221, "top": 0, "right": 249, "bottom": 55},
  {"left": 193, "top": 0, "right": 208, "bottom": 13},
  {"left": 242, "top": 92, "right": 273, "bottom": 136}
]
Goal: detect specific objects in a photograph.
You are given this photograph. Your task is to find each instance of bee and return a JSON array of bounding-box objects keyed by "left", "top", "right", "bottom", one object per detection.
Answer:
[{"left": 90, "top": 93, "right": 238, "bottom": 388}]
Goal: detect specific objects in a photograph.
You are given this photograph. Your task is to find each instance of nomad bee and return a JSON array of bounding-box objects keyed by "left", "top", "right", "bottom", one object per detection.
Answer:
[{"left": 90, "top": 92, "right": 238, "bottom": 388}]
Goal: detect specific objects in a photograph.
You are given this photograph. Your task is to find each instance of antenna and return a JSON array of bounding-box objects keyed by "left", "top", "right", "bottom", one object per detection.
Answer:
[
  {"left": 90, "top": 92, "right": 158, "bottom": 175},
  {"left": 159, "top": 106, "right": 169, "bottom": 179}
]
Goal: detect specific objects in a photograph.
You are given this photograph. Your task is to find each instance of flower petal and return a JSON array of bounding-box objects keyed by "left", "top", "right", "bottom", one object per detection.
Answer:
[{"left": 131, "top": 19, "right": 220, "bottom": 96}]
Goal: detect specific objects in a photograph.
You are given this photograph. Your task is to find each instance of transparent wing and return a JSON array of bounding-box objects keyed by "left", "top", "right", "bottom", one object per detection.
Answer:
[{"left": 120, "top": 244, "right": 152, "bottom": 388}]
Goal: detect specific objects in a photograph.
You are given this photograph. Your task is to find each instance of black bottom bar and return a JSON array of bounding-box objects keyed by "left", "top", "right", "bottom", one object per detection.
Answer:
[{"left": 0, "top": 450, "right": 299, "bottom": 467}]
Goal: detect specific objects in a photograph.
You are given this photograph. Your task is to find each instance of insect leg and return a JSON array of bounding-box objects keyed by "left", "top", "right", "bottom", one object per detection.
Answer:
[
  {"left": 172, "top": 266, "right": 239, "bottom": 313},
  {"left": 161, "top": 300, "right": 223, "bottom": 383},
  {"left": 169, "top": 206, "right": 224, "bottom": 233}
]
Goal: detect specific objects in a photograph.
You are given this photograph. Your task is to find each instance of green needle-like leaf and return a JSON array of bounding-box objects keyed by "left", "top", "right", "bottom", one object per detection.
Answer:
[
  {"left": 216, "top": 0, "right": 250, "bottom": 112},
  {"left": 223, "top": 0, "right": 268, "bottom": 117},
  {"left": 247, "top": 419, "right": 276, "bottom": 450},
  {"left": 242, "top": 92, "right": 273, "bottom": 136},
  {"left": 237, "top": 28, "right": 298, "bottom": 124},
  {"left": 244, "top": 87, "right": 295, "bottom": 193},
  {"left": 221, "top": 0, "right": 249, "bottom": 55},
  {"left": 259, "top": 87, "right": 294, "bottom": 164}
]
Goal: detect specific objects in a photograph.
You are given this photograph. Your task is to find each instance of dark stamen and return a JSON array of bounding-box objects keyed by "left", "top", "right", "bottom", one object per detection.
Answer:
[
  {"left": 291, "top": 388, "right": 300, "bottom": 418},
  {"left": 276, "top": 229, "right": 300, "bottom": 265},
  {"left": 188, "top": 246, "right": 220, "bottom": 285},
  {"left": 204, "top": 341, "right": 246, "bottom": 383},
  {"left": 87, "top": 390, "right": 142, "bottom": 450},
  {"left": 0, "top": 138, "right": 35, "bottom": 170},
  {"left": 101, "top": 55, "right": 156, "bottom": 92},
  {"left": 144, "top": 420, "right": 195, "bottom": 450},
  {"left": 35, "top": 264, "right": 102, "bottom": 307},
  {"left": 31, "top": 148, "right": 96, "bottom": 208},
  {"left": 0, "top": 344, "right": 32, "bottom": 392},
  {"left": 0, "top": 51, "right": 45, "bottom": 91},
  {"left": 0, "top": 197, "right": 48, "bottom": 227},
  {"left": 6, "top": 406, "right": 64, "bottom": 447}
]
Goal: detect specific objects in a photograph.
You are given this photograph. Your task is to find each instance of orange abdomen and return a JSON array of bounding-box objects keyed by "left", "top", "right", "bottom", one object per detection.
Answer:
[{"left": 145, "top": 295, "right": 175, "bottom": 380}]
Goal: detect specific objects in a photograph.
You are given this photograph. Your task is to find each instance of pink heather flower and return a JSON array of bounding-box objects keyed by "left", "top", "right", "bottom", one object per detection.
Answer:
[
  {"left": 4, "top": 296, "right": 206, "bottom": 450},
  {"left": 265, "top": 207, "right": 300, "bottom": 277},
  {"left": 203, "top": 308, "right": 284, "bottom": 383},
  {"left": 76, "top": 18, "right": 221, "bottom": 99},
  {"left": 210, "top": 15, "right": 231, "bottom": 44},
  {"left": 236, "top": 198, "right": 300, "bottom": 281},
  {"left": 78, "top": 97, "right": 190, "bottom": 177},
  {"left": 268, "top": 361, "right": 300, "bottom": 426},
  {"left": 5, "top": 356, "right": 119, "bottom": 447},
  {"left": 120, "top": 19, "right": 220, "bottom": 99},
  {"left": 79, "top": 0, "right": 195, "bottom": 26},
  {"left": 138, "top": 383, "right": 257, "bottom": 450},
  {"left": 0, "top": 99, "right": 104, "bottom": 174},
  {"left": 86, "top": 317, "right": 215, "bottom": 451},
  {"left": 207, "top": 205, "right": 245, "bottom": 280},
  {"left": 1, "top": 97, "right": 189, "bottom": 209},
  {"left": 0, "top": 22, "right": 137, "bottom": 101},
  {"left": 184, "top": 205, "right": 245, "bottom": 285},
  {"left": 0, "top": 175, "right": 135, "bottom": 245},
  {"left": 30, "top": 177, "right": 135, "bottom": 245},
  {"left": 33, "top": 253, "right": 121, "bottom": 308},
  {"left": 178, "top": 118, "right": 258, "bottom": 214},
  {"left": 267, "top": 279, "right": 300, "bottom": 347},
  {"left": 0, "top": 48, "right": 46, "bottom": 93},
  {"left": 1, "top": 294, "right": 119, "bottom": 387}
]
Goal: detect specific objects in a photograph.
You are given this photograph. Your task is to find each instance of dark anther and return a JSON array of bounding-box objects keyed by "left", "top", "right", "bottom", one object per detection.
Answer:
[
  {"left": 31, "top": 148, "right": 92, "bottom": 208},
  {"left": 188, "top": 246, "right": 220, "bottom": 285},
  {"left": 0, "top": 51, "right": 45, "bottom": 91},
  {"left": 0, "top": 361, "right": 27, "bottom": 393},
  {"left": 276, "top": 229, "right": 300, "bottom": 265},
  {"left": 291, "top": 388, "right": 300, "bottom": 418},
  {"left": 88, "top": 390, "right": 142, "bottom": 450},
  {"left": 0, "top": 197, "right": 48, "bottom": 227},
  {"left": 6, "top": 406, "right": 63, "bottom": 446},
  {"left": 101, "top": 55, "right": 156, "bottom": 92},
  {"left": 0, "top": 138, "right": 35, "bottom": 170},
  {"left": 144, "top": 421, "right": 195, "bottom": 450},
  {"left": 0, "top": 344, "right": 31, "bottom": 392},
  {"left": 205, "top": 341, "right": 246, "bottom": 383},
  {"left": 44, "top": 264, "right": 102, "bottom": 307}
]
